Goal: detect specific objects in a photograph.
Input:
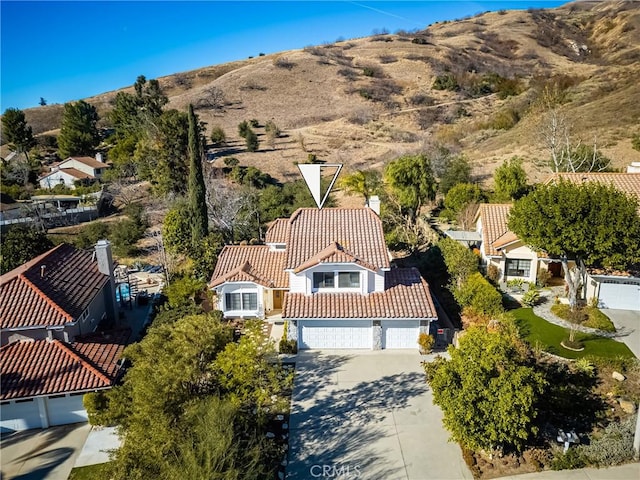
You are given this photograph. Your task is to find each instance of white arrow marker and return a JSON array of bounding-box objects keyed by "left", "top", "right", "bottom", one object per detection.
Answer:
[{"left": 298, "top": 163, "right": 343, "bottom": 209}]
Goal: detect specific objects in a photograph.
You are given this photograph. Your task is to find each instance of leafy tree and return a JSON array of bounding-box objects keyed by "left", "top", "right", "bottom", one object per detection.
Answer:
[
  {"left": 245, "top": 128, "right": 259, "bottom": 152},
  {"left": 164, "top": 275, "right": 205, "bottom": 309},
  {"left": 632, "top": 133, "right": 640, "bottom": 152},
  {"left": 0, "top": 225, "right": 54, "bottom": 273},
  {"left": 454, "top": 272, "right": 504, "bottom": 319},
  {"left": 384, "top": 154, "right": 437, "bottom": 222},
  {"left": 191, "top": 231, "right": 225, "bottom": 280},
  {"left": 39, "top": 97, "right": 47, "bottom": 106},
  {"left": 424, "top": 325, "right": 546, "bottom": 452},
  {"left": 1, "top": 108, "right": 35, "bottom": 157},
  {"left": 443, "top": 183, "right": 484, "bottom": 218},
  {"left": 438, "top": 237, "right": 479, "bottom": 287},
  {"left": 338, "top": 169, "right": 382, "bottom": 202},
  {"left": 75, "top": 221, "right": 110, "bottom": 249},
  {"left": 508, "top": 181, "right": 640, "bottom": 309},
  {"left": 493, "top": 157, "right": 529, "bottom": 201},
  {"left": 438, "top": 155, "right": 472, "bottom": 194},
  {"left": 104, "top": 313, "right": 233, "bottom": 479},
  {"left": 57, "top": 100, "right": 100, "bottom": 158},
  {"left": 187, "top": 104, "right": 208, "bottom": 250},
  {"left": 150, "top": 109, "right": 190, "bottom": 195},
  {"left": 162, "top": 201, "right": 191, "bottom": 255}
]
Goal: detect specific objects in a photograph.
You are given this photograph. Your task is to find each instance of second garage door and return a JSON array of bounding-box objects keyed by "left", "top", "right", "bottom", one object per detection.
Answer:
[
  {"left": 382, "top": 320, "right": 420, "bottom": 349},
  {"left": 47, "top": 394, "right": 88, "bottom": 426},
  {"left": 599, "top": 281, "right": 640, "bottom": 311},
  {"left": 299, "top": 320, "right": 372, "bottom": 349}
]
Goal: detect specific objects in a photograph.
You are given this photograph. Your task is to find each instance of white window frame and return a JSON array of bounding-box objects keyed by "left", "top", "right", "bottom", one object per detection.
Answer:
[{"left": 506, "top": 259, "right": 531, "bottom": 278}]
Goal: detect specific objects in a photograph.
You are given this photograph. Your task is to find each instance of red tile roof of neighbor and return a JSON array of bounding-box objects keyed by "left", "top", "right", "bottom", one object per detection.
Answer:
[
  {"left": 285, "top": 208, "right": 390, "bottom": 271},
  {"left": 265, "top": 218, "right": 289, "bottom": 244},
  {"left": 283, "top": 268, "right": 437, "bottom": 319},
  {"left": 39, "top": 167, "right": 94, "bottom": 181},
  {"left": 0, "top": 244, "right": 109, "bottom": 329},
  {"left": 0, "top": 329, "right": 130, "bottom": 400},
  {"left": 546, "top": 172, "right": 640, "bottom": 201},
  {"left": 476, "top": 204, "right": 514, "bottom": 257},
  {"left": 62, "top": 156, "right": 109, "bottom": 170},
  {"left": 209, "top": 245, "right": 288, "bottom": 289}
]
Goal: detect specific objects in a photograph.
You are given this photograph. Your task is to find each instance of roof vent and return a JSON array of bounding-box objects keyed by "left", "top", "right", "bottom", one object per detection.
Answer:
[{"left": 40, "top": 265, "right": 46, "bottom": 278}]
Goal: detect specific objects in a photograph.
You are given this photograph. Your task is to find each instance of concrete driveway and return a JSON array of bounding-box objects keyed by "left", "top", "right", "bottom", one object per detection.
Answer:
[
  {"left": 0, "top": 423, "right": 90, "bottom": 480},
  {"left": 287, "top": 351, "right": 472, "bottom": 480},
  {"left": 603, "top": 309, "right": 640, "bottom": 358}
]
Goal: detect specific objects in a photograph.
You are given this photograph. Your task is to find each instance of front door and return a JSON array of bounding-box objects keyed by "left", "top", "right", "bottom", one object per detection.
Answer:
[
  {"left": 548, "top": 262, "right": 562, "bottom": 277},
  {"left": 273, "top": 290, "right": 282, "bottom": 309}
]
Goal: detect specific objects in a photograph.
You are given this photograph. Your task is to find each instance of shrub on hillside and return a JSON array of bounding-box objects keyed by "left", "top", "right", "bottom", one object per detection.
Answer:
[
  {"left": 210, "top": 126, "right": 226, "bottom": 146},
  {"left": 432, "top": 73, "right": 459, "bottom": 91}
]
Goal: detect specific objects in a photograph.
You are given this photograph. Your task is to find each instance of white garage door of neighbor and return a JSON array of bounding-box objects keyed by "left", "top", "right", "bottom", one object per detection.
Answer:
[
  {"left": 599, "top": 282, "right": 640, "bottom": 311},
  {"left": 47, "top": 394, "right": 88, "bottom": 426},
  {"left": 1, "top": 399, "right": 42, "bottom": 432},
  {"left": 382, "top": 320, "right": 420, "bottom": 349},
  {"left": 299, "top": 320, "right": 372, "bottom": 349}
]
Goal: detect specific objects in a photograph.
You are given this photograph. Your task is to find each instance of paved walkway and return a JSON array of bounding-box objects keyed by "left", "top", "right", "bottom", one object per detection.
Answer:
[
  {"left": 286, "top": 351, "right": 472, "bottom": 480},
  {"left": 73, "top": 426, "right": 121, "bottom": 468}
]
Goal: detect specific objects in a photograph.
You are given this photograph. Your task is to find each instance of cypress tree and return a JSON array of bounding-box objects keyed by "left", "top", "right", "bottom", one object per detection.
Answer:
[{"left": 187, "top": 104, "right": 208, "bottom": 250}]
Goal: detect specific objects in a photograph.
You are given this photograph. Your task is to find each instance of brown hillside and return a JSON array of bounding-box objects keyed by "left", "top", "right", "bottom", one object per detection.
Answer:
[{"left": 21, "top": 0, "right": 640, "bottom": 186}]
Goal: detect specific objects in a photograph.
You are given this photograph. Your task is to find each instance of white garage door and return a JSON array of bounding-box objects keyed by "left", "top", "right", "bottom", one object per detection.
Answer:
[
  {"left": 382, "top": 320, "right": 420, "bottom": 349},
  {"left": 599, "top": 282, "right": 640, "bottom": 311},
  {"left": 1, "top": 399, "right": 42, "bottom": 432},
  {"left": 299, "top": 320, "right": 372, "bottom": 349},
  {"left": 47, "top": 394, "right": 88, "bottom": 426}
]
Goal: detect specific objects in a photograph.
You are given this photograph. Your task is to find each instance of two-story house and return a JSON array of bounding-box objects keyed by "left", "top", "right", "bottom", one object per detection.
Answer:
[
  {"left": 39, "top": 155, "right": 109, "bottom": 190},
  {"left": 209, "top": 205, "right": 438, "bottom": 350},
  {"left": 0, "top": 241, "right": 128, "bottom": 432}
]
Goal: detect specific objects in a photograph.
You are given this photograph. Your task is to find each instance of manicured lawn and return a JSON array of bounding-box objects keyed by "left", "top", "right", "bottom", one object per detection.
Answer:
[
  {"left": 68, "top": 463, "right": 111, "bottom": 479},
  {"left": 511, "top": 308, "right": 635, "bottom": 360}
]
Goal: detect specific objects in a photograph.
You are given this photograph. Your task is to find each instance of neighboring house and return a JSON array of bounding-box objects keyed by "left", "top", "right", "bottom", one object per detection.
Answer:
[
  {"left": 476, "top": 171, "right": 640, "bottom": 311},
  {"left": 475, "top": 204, "right": 561, "bottom": 285},
  {"left": 546, "top": 172, "right": 640, "bottom": 311},
  {"left": 39, "top": 155, "right": 109, "bottom": 189},
  {"left": 209, "top": 205, "right": 438, "bottom": 350},
  {"left": 0, "top": 241, "right": 126, "bottom": 432}
]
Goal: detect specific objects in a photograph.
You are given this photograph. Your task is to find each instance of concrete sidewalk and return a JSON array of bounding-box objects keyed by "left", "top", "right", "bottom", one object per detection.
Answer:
[{"left": 73, "top": 426, "right": 121, "bottom": 467}]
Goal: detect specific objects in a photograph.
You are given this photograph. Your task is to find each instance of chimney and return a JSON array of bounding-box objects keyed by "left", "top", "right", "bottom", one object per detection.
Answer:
[
  {"left": 95, "top": 240, "right": 118, "bottom": 322},
  {"left": 367, "top": 195, "right": 381, "bottom": 216},
  {"left": 95, "top": 152, "right": 103, "bottom": 163}
]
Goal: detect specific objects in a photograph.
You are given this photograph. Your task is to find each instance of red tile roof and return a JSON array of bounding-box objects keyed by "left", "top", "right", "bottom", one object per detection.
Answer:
[
  {"left": 546, "top": 173, "right": 640, "bottom": 202},
  {"left": 0, "top": 244, "right": 109, "bottom": 329},
  {"left": 265, "top": 218, "right": 289, "bottom": 244},
  {"left": 39, "top": 167, "right": 93, "bottom": 181},
  {"left": 283, "top": 268, "right": 437, "bottom": 319},
  {"left": 476, "top": 204, "right": 513, "bottom": 257},
  {"left": 285, "top": 208, "right": 390, "bottom": 271},
  {"left": 293, "top": 241, "right": 378, "bottom": 273},
  {"left": 62, "top": 156, "right": 109, "bottom": 170},
  {"left": 209, "top": 245, "right": 288, "bottom": 289},
  {"left": 0, "top": 329, "right": 129, "bottom": 400}
]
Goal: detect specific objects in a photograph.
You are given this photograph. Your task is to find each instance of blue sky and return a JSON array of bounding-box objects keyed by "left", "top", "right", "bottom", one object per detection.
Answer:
[{"left": 1, "top": 1, "right": 565, "bottom": 111}]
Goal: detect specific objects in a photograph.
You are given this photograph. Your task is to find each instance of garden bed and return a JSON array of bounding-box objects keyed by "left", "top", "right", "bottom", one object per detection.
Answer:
[
  {"left": 511, "top": 308, "right": 634, "bottom": 360},
  {"left": 550, "top": 304, "right": 616, "bottom": 332}
]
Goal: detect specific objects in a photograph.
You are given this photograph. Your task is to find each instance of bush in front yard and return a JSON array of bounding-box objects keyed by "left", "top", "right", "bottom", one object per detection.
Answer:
[
  {"left": 580, "top": 415, "right": 636, "bottom": 467},
  {"left": 455, "top": 272, "right": 504, "bottom": 319},
  {"left": 521, "top": 289, "right": 540, "bottom": 307},
  {"left": 551, "top": 304, "right": 616, "bottom": 332}
]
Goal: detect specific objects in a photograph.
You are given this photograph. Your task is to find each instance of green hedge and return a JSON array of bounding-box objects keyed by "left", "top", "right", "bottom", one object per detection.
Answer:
[{"left": 550, "top": 304, "right": 616, "bottom": 332}]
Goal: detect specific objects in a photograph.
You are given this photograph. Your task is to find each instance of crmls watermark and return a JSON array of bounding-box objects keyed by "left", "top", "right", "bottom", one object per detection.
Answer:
[{"left": 309, "top": 464, "right": 362, "bottom": 478}]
